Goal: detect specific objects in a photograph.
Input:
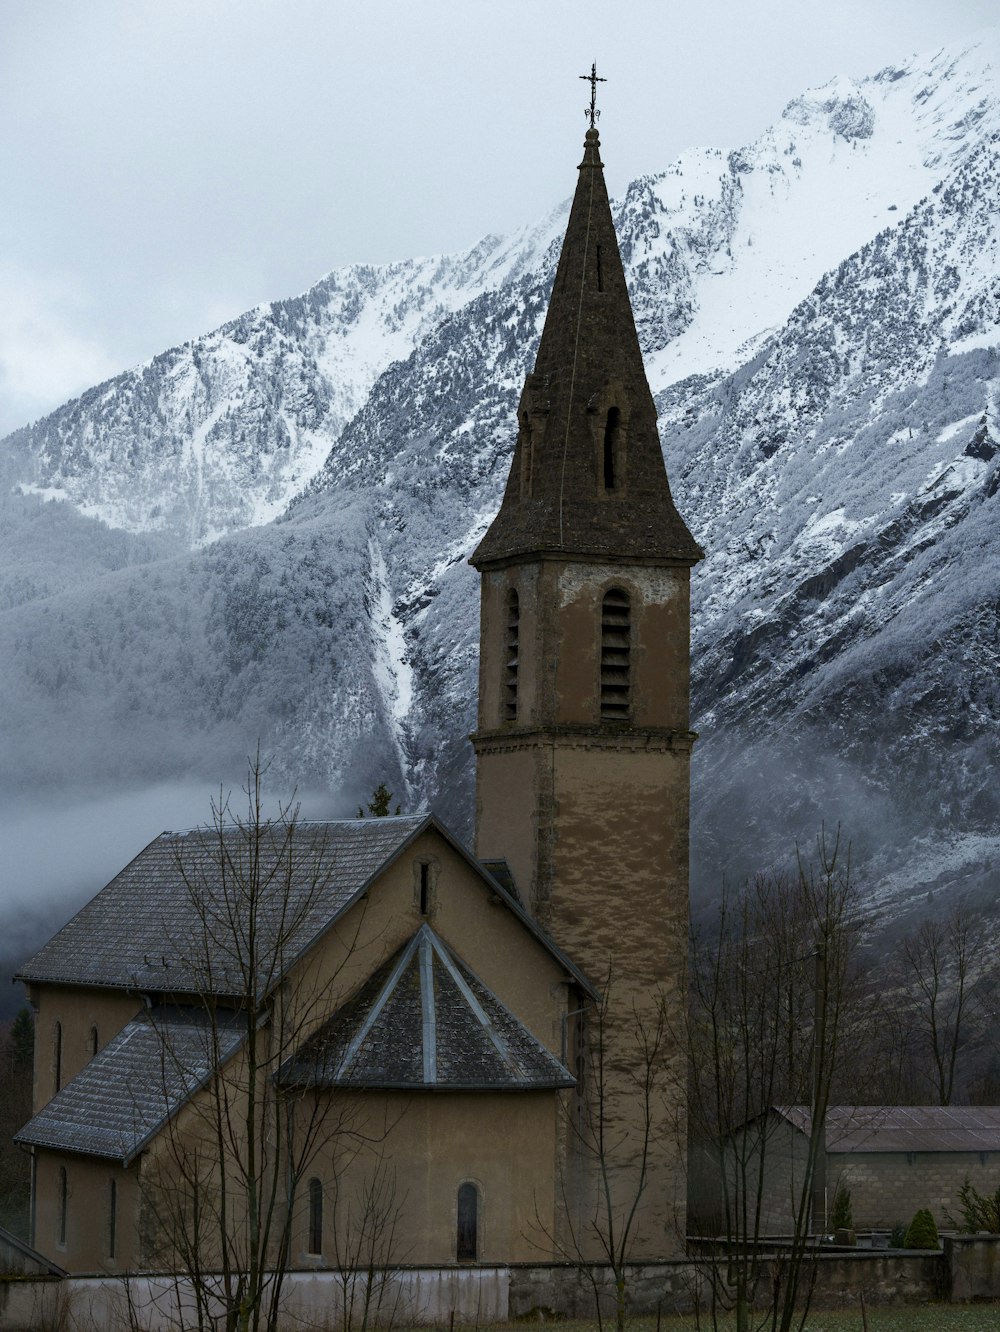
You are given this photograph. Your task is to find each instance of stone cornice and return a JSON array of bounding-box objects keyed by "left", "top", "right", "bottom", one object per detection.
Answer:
[
  {"left": 471, "top": 549, "right": 699, "bottom": 573},
  {"left": 471, "top": 725, "right": 697, "bottom": 755}
]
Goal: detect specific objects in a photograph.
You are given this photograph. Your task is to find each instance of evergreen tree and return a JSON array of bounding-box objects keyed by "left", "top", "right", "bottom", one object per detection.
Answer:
[{"left": 357, "top": 782, "right": 400, "bottom": 818}]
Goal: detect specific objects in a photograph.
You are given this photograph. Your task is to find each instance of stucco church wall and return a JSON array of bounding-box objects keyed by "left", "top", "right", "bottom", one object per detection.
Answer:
[
  {"left": 28, "top": 987, "right": 143, "bottom": 1114},
  {"left": 477, "top": 562, "right": 690, "bottom": 734},
  {"left": 294, "top": 1090, "right": 559, "bottom": 1267},
  {"left": 32, "top": 1151, "right": 139, "bottom": 1274},
  {"left": 289, "top": 826, "right": 575, "bottom": 1063},
  {"left": 547, "top": 561, "right": 690, "bottom": 729}
]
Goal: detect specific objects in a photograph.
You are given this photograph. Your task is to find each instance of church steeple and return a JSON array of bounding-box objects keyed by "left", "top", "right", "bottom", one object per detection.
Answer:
[
  {"left": 472, "top": 126, "right": 702, "bottom": 569},
  {"left": 470, "top": 119, "right": 699, "bottom": 1255}
]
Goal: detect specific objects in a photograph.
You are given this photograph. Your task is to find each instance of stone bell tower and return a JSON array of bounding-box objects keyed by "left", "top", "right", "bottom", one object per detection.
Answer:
[{"left": 470, "top": 118, "right": 703, "bottom": 1254}]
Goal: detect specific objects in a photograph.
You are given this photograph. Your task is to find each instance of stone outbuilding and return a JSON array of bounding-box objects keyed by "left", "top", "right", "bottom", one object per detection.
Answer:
[{"left": 693, "top": 1105, "right": 1000, "bottom": 1234}]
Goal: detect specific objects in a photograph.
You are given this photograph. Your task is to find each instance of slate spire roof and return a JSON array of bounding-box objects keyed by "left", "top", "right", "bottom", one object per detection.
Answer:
[
  {"left": 472, "top": 126, "right": 702, "bottom": 569},
  {"left": 278, "top": 924, "right": 574, "bottom": 1092}
]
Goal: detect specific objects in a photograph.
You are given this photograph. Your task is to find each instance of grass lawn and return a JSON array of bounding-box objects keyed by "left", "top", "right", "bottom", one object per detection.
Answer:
[{"left": 492, "top": 1310, "right": 1000, "bottom": 1332}]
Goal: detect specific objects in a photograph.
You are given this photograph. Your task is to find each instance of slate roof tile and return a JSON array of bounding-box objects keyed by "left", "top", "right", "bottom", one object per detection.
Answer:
[
  {"left": 17, "top": 817, "right": 428, "bottom": 996},
  {"left": 278, "top": 924, "right": 573, "bottom": 1092},
  {"left": 15, "top": 1006, "right": 245, "bottom": 1163}
]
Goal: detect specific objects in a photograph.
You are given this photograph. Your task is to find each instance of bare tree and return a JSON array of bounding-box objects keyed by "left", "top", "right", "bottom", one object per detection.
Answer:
[
  {"left": 898, "top": 901, "right": 988, "bottom": 1105},
  {"left": 0, "top": 1009, "right": 33, "bottom": 1237},
  {"left": 328, "top": 1158, "right": 408, "bottom": 1332},
  {"left": 533, "top": 970, "right": 669, "bottom": 1332},
  {"left": 134, "top": 754, "right": 396, "bottom": 1332},
  {"left": 687, "top": 831, "right": 862, "bottom": 1332}
]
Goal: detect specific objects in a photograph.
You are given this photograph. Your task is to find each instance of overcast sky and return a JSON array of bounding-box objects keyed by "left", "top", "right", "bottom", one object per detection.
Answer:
[{"left": 1, "top": 0, "right": 996, "bottom": 438}]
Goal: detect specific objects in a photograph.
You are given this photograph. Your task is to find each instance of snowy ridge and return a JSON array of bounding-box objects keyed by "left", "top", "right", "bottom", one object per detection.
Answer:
[{"left": 1, "top": 207, "right": 568, "bottom": 546}]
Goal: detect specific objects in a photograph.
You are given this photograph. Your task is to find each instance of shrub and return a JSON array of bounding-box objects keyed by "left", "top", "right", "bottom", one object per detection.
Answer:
[
  {"left": 830, "top": 1182, "right": 853, "bottom": 1231},
  {"left": 889, "top": 1222, "right": 907, "bottom": 1248},
  {"left": 904, "top": 1208, "right": 940, "bottom": 1249},
  {"left": 944, "top": 1176, "right": 1000, "bottom": 1233}
]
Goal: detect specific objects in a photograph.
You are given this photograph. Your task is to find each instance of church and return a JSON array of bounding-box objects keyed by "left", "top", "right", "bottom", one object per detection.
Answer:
[{"left": 14, "top": 112, "right": 702, "bottom": 1280}]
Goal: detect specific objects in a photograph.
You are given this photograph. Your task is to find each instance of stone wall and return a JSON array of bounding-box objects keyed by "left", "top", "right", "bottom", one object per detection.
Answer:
[
  {"left": 831, "top": 1151, "right": 998, "bottom": 1230},
  {"left": 944, "top": 1234, "right": 1000, "bottom": 1302},
  {"left": 0, "top": 1252, "right": 964, "bottom": 1331}
]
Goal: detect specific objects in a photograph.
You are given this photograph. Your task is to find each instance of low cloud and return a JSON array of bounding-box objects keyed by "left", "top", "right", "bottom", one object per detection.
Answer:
[
  {"left": 0, "top": 776, "right": 336, "bottom": 1019},
  {"left": 0, "top": 266, "right": 119, "bottom": 436}
]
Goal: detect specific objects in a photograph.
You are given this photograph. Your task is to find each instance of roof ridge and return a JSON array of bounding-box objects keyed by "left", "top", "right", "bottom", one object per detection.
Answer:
[
  {"left": 156, "top": 813, "right": 428, "bottom": 838},
  {"left": 425, "top": 929, "right": 513, "bottom": 1074}
]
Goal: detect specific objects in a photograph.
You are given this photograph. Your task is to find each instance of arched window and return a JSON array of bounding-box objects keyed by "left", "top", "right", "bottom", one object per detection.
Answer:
[
  {"left": 108, "top": 1178, "right": 117, "bottom": 1260},
  {"left": 89, "top": 1025, "right": 99, "bottom": 1059},
  {"left": 457, "top": 1182, "right": 478, "bottom": 1261},
  {"left": 58, "top": 1167, "right": 68, "bottom": 1247},
  {"left": 53, "top": 1021, "right": 63, "bottom": 1094},
  {"left": 603, "top": 407, "right": 621, "bottom": 491},
  {"left": 503, "top": 588, "right": 519, "bottom": 722},
  {"left": 600, "top": 588, "right": 631, "bottom": 718},
  {"left": 308, "top": 1177, "right": 323, "bottom": 1255}
]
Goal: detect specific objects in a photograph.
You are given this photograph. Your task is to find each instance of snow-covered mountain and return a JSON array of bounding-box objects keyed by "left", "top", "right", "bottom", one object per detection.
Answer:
[
  {"left": 3, "top": 216, "right": 568, "bottom": 546},
  {"left": 2, "top": 32, "right": 1000, "bottom": 922}
]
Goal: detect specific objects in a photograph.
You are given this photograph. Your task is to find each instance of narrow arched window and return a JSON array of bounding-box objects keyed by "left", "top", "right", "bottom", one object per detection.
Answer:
[
  {"left": 600, "top": 588, "right": 631, "bottom": 718},
  {"left": 308, "top": 1177, "right": 323, "bottom": 1255},
  {"left": 54, "top": 1021, "right": 63, "bottom": 1094},
  {"left": 89, "top": 1025, "right": 99, "bottom": 1059},
  {"left": 108, "top": 1177, "right": 117, "bottom": 1260},
  {"left": 603, "top": 408, "right": 621, "bottom": 491},
  {"left": 457, "top": 1182, "right": 478, "bottom": 1261},
  {"left": 419, "top": 862, "right": 431, "bottom": 916},
  {"left": 504, "top": 588, "right": 519, "bottom": 721},
  {"left": 58, "top": 1166, "right": 68, "bottom": 1247}
]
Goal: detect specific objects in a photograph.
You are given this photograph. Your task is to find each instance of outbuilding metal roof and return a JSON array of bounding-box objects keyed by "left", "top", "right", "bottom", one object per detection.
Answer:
[
  {"left": 15, "top": 1005, "right": 245, "bottom": 1163},
  {"left": 278, "top": 924, "right": 574, "bottom": 1092},
  {"left": 777, "top": 1105, "right": 1000, "bottom": 1154}
]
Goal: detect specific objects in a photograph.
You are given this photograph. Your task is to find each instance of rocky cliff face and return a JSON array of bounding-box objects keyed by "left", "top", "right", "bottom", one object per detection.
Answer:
[{"left": 2, "top": 33, "right": 999, "bottom": 920}]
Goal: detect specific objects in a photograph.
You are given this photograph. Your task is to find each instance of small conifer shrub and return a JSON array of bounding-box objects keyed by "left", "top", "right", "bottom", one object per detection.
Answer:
[
  {"left": 904, "top": 1207, "right": 940, "bottom": 1249},
  {"left": 830, "top": 1182, "right": 853, "bottom": 1231},
  {"left": 945, "top": 1175, "right": 1000, "bottom": 1233}
]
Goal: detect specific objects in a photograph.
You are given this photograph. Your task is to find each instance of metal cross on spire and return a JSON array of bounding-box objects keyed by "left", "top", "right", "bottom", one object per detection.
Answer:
[{"left": 580, "top": 62, "right": 606, "bottom": 128}]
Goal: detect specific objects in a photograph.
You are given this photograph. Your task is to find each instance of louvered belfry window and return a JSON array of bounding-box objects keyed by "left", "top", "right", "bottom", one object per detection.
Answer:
[
  {"left": 504, "top": 587, "right": 519, "bottom": 721},
  {"left": 600, "top": 587, "right": 631, "bottom": 718}
]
